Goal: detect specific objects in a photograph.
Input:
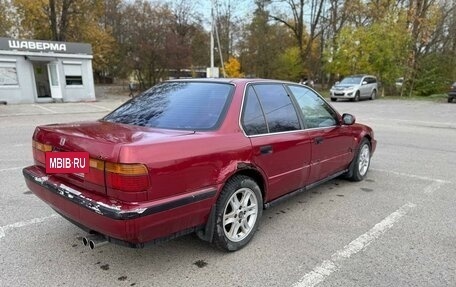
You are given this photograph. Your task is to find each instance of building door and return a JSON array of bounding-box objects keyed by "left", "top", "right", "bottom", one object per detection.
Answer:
[
  {"left": 47, "top": 63, "right": 62, "bottom": 100},
  {"left": 32, "top": 62, "right": 52, "bottom": 101}
]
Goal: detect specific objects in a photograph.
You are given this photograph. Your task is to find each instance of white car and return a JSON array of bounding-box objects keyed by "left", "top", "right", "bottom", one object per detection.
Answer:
[{"left": 330, "top": 75, "right": 378, "bottom": 102}]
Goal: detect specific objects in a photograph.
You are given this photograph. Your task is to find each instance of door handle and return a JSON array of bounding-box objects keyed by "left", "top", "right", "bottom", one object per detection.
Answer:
[
  {"left": 260, "top": 145, "right": 273, "bottom": 155},
  {"left": 314, "top": 136, "right": 324, "bottom": 144}
]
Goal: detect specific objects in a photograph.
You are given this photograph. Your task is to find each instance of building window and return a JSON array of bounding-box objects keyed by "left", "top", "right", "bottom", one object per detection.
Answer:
[
  {"left": 0, "top": 62, "right": 19, "bottom": 86},
  {"left": 63, "top": 63, "right": 83, "bottom": 85}
]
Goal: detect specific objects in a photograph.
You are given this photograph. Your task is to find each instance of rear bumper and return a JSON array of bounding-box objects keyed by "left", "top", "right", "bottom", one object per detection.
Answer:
[{"left": 23, "top": 165, "right": 216, "bottom": 245}]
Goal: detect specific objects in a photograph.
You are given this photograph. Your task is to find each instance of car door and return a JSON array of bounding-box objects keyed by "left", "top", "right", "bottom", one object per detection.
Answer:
[
  {"left": 359, "top": 76, "right": 370, "bottom": 98},
  {"left": 241, "top": 84, "right": 312, "bottom": 202},
  {"left": 287, "top": 85, "right": 355, "bottom": 184},
  {"left": 367, "top": 77, "right": 378, "bottom": 99}
]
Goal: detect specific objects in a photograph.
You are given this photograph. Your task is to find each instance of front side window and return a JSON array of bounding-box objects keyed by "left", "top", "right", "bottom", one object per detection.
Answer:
[
  {"left": 104, "top": 82, "right": 233, "bottom": 130},
  {"left": 288, "top": 85, "right": 337, "bottom": 129},
  {"left": 0, "top": 62, "right": 19, "bottom": 86},
  {"left": 252, "top": 84, "right": 300, "bottom": 133}
]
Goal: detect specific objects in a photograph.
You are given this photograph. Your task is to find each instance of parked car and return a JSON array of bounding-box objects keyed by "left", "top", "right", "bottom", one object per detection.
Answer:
[
  {"left": 330, "top": 74, "right": 378, "bottom": 102},
  {"left": 395, "top": 77, "right": 404, "bottom": 88},
  {"left": 448, "top": 82, "right": 456, "bottom": 103},
  {"left": 23, "top": 79, "right": 376, "bottom": 251}
]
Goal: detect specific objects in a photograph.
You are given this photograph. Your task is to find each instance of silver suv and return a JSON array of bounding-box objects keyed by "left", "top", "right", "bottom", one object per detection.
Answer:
[{"left": 330, "top": 75, "right": 378, "bottom": 102}]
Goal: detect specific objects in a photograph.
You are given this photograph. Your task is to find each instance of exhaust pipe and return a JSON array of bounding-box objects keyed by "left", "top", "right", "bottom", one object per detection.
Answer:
[{"left": 82, "top": 234, "right": 108, "bottom": 249}]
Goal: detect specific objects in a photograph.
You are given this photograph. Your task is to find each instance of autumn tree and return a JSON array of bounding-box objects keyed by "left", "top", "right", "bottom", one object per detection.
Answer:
[
  {"left": 119, "top": 1, "right": 172, "bottom": 87},
  {"left": 325, "top": 19, "right": 410, "bottom": 93},
  {"left": 11, "top": 0, "right": 116, "bottom": 81},
  {"left": 13, "top": 0, "right": 100, "bottom": 41},
  {"left": 268, "top": 0, "right": 325, "bottom": 79},
  {"left": 213, "top": 0, "right": 245, "bottom": 67},
  {"left": 0, "top": 0, "right": 13, "bottom": 36},
  {"left": 190, "top": 25, "right": 210, "bottom": 68},
  {"left": 240, "top": 0, "right": 273, "bottom": 77},
  {"left": 224, "top": 57, "right": 244, "bottom": 77},
  {"left": 273, "top": 47, "right": 302, "bottom": 81}
]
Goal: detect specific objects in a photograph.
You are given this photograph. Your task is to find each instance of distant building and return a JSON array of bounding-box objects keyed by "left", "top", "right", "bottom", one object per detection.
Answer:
[{"left": 0, "top": 37, "right": 95, "bottom": 104}]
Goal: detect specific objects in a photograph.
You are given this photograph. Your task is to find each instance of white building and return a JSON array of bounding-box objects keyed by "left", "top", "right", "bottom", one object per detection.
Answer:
[{"left": 0, "top": 37, "right": 95, "bottom": 104}]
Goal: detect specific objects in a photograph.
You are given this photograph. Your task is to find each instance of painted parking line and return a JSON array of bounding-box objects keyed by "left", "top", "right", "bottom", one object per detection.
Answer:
[
  {"left": 371, "top": 168, "right": 450, "bottom": 194},
  {"left": 32, "top": 104, "right": 57, "bottom": 113},
  {"left": 292, "top": 202, "right": 417, "bottom": 287},
  {"left": 371, "top": 168, "right": 451, "bottom": 184},
  {"left": 422, "top": 181, "right": 447, "bottom": 194},
  {"left": 0, "top": 214, "right": 59, "bottom": 240},
  {"left": 84, "top": 103, "right": 113, "bottom": 112}
]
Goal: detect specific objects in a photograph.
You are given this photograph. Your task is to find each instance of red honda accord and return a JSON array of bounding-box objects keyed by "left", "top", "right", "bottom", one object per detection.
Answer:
[{"left": 23, "top": 79, "right": 376, "bottom": 251}]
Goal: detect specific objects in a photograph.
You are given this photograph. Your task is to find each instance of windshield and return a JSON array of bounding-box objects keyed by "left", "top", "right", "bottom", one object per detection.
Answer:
[
  {"left": 103, "top": 82, "right": 233, "bottom": 130},
  {"left": 340, "top": 76, "right": 363, "bottom": 85}
]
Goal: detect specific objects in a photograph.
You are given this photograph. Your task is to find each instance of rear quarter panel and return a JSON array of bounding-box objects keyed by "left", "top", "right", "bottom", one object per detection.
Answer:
[{"left": 119, "top": 132, "right": 253, "bottom": 202}]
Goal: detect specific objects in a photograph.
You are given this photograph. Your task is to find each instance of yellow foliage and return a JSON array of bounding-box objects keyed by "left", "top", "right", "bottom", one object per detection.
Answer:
[
  {"left": 11, "top": 0, "right": 115, "bottom": 72},
  {"left": 224, "top": 57, "right": 244, "bottom": 78}
]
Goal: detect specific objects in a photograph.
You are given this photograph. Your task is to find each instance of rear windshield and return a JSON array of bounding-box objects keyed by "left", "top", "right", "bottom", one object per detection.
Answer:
[{"left": 103, "top": 82, "right": 233, "bottom": 130}]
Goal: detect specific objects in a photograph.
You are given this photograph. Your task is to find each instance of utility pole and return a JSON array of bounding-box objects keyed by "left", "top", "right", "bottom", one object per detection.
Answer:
[{"left": 210, "top": 0, "right": 215, "bottom": 77}]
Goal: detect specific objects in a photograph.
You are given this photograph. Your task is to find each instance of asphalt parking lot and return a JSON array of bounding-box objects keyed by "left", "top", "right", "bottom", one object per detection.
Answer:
[{"left": 1, "top": 97, "right": 455, "bottom": 287}]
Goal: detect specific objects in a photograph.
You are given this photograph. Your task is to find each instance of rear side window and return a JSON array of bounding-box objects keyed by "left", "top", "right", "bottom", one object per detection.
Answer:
[
  {"left": 103, "top": 82, "right": 233, "bottom": 130},
  {"left": 365, "top": 77, "right": 376, "bottom": 84},
  {"left": 250, "top": 84, "right": 300, "bottom": 133},
  {"left": 242, "top": 86, "right": 268, "bottom": 135}
]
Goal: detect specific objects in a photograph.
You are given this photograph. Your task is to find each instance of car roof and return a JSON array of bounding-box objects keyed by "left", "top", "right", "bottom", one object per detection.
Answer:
[
  {"left": 165, "top": 78, "right": 297, "bottom": 85},
  {"left": 345, "top": 74, "right": 376, "bottom": 78}
]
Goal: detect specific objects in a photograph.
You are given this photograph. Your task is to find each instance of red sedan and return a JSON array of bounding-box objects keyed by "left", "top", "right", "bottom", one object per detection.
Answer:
[{"left": 23, "top": 79, "right": 376, "bottom": 251}]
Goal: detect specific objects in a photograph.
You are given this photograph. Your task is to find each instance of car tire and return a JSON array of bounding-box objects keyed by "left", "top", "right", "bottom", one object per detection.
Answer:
[
  {"left": 449, "top": 97, "right": 454, "bottom": 103},
  {"left": 352, "top": 91, "right": 360, "bottom": 102},
  {"left": 370, "top": 90, "right": 376, "bottom": 100},
  {"left": 213, "top": 175, "right": 263, "bottom": 251},
  {"left": 347, "top": 138, "right": 371, "bottom": 182},
  {"left": 331, "top": 98, "right": 337, "bottom": 102}
]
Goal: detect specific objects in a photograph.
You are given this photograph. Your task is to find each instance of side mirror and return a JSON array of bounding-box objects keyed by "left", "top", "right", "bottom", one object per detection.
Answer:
[
  {"left": 335, "top": 81, "right": 340, "bottom": 85},
  {"left": 342, "top": 113, "right": 356, "bottom": 125},
  {"left": 362, "top": 81, "right": 368, "bottom": 85}
]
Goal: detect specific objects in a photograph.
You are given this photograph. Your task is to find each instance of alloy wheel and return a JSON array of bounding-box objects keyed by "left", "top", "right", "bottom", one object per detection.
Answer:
[
  {"left": 222, "top": 187, "right": 258, "bottom": 242},
  {"left": 358, "top": 144, "right": 370, "bottom": 176}
]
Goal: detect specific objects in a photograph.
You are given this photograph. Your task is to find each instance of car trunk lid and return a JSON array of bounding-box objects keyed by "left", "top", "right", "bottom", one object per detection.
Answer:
[{"left": 32, "top": 121, "right": 194, "bottom": 196}]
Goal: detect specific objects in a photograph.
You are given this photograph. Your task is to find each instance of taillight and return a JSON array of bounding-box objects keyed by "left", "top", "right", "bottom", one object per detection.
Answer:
[
  {"left": 105, "top": 162, "right": 150, "bottom": 192},
  {"left": 32, "top": 140, "right": 52, "bottom": 164},
  {"left": 86, "top": 158, "right": 105, "bottom": 186}
]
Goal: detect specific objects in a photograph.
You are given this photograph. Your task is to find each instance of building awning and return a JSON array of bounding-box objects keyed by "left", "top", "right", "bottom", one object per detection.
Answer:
[{"left": 25, "top": 56, "right": 57, "bottom": 62}]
